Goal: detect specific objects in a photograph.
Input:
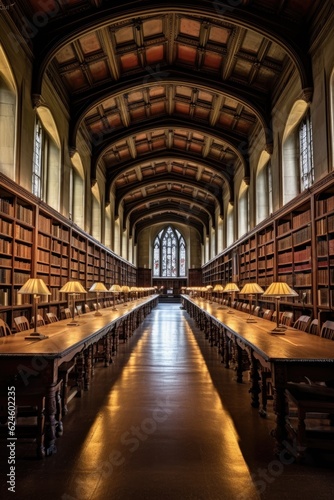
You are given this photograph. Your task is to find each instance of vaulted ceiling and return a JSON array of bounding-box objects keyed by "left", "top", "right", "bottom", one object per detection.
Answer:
[{"left": 9, "top": 0, "right": 321, "bottom": 241}]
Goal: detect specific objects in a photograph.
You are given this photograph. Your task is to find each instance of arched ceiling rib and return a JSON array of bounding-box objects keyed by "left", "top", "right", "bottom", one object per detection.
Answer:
[{"left": 8, "top": 0, "right": 319, "bottom": 241}]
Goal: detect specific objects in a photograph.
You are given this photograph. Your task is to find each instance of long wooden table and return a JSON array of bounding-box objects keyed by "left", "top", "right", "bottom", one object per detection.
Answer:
[
  {"left": 182, "top": 295, "right": 334, "bottom": 454},
  {"left": 0, "top": 295, "right": 158, "bottom": 456}
]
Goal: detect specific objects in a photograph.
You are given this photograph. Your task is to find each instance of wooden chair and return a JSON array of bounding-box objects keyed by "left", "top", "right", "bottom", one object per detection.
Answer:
[
  {"left": 84, "top": 304, "right": 91, "bottom": 313},
  {"left": 76, "top": 304, "right": 83, "bottom": 315},
  {"left": 31, "top": 315, "right": 45, "bottom": 328},
  {"left": 308, "top": 319, "right": 319, "bottom": 335},
  {"left": 0, "top": 318, "right": 12, "bottom": 337},
  {"left": 320, "top": 320, "right": 334, "bottom": 340},
  {"left": 262, "top": 309, "right": 273, "bottom": 320},
  {"left": 61, "top": 308, "right": 72, "bottom": 320},
  {"left": 293, "top": 315, "right": 311, "bottom": 332},
  {"left": 13, "top": 316, "right": 30, "bottom": 332},
  {"left": 285, "top": 382, "right": 334, "bottom": 460},
  {"left": 281, "top": 311, "right": 294, "bottom": 327},
  {"left": 253, "top": 306, "right": 261, "bottom": 317},
  {"left": 46, "top": 312, "right": 59, "bottom": 324}
]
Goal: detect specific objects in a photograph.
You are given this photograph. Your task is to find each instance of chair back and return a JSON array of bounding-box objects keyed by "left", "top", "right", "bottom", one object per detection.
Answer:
[
  {"left": 76, "top": 304, "right": 82, "bottom": 315},
  {"left": 31, "top": 315, "right": 45, "bottom": 327},
  {"left": 61, "top": 308, "right": 72, "bottom": 319},
  {"left": 84, "top": 304, "right": 90, "bottom": 313},
  {"left": 308, "top": 319, "right": 319, "bottom": 335},
  {"left": 253, "top": 306, "right": 261, "bottom": 317},
  {"left": 281, "top": 311, "right": 294, "bottom": 327},
  {"left": 46, "top": 312, "right": 59, "bottom": 324},
  {"left": 320, "top": 320, "right": 334, "bottom": 340},
  {"left": 0, "top": 318, "right": 12, "bottom": 337},
  {"left": 14, "top": 316, "right": 30, "bottom": 332},
  {"left": 293, "top": 315, "right": 311, "bottom": 332},
  {"left": 263, "top": 309, "right": 273, "bottom": 320}
]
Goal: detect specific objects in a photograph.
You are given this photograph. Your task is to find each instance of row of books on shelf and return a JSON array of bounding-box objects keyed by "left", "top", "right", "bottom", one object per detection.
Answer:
[
  {"left": 277, "top": 220, "right": 291, "bottom": 235},
  {"left": 317, "top": 238, "right": 334, "bottom": 256},
  {"left": 0, "top": 197, "right": 14, "bottom": 216},
  {"left": 292, "top": 209, "right": 311, "bottom": 229},
  {"left": 258, "top": 242, "right": 274, "bottom": 256},
  {"left": 316, "top": 214, "right": 334, "bottom": 235},
  {"left": 318, "top": 268, "right": 334, "bottom": 283},
  {"left": 17, "top": 204, "right": 33, "bottom": 225},
  {"left": 292, "top": 225, "right": 311, "bottom": 245},
  {"left": 258, "top": 229, "right": 274, "bottom": 245},
  {"left": 14, "top": 224, "right": 33, "bottom": 242},
  {"left": 15, "top": 242, "right": 32, "bottom": 259},
  {"left": 317, "top": 194, "right": 334, "bottom": 216},
  {"left": 318, "top": 288, "right": 334, "bottom": 307},
  {"left": 0, "top": 238, "right": 12, "bottom": 254},
  {"left": 0, "top": 218, "right": 13, "bottom": 236},
  {"left": 294, "top": 273, "right": 312, "bottom": 285}
]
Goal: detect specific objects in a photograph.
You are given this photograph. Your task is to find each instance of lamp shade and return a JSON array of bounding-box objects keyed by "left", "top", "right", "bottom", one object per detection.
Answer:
[
  {"left": 18, "top": 278, "right": 51, "bottom": 296},
  {"left": 109, "top": 284, "right": 121, "bottom": 292},
  {"left": 262, "top": 282, "right": 298, "bottom": 298},
  {"left": 59, "top": 281, "right": 87, "bottom": 294},
  {"left": 121, "top": 285, "right": 130, "bottom": 293},
  {"left": 224, "top": 282, "right": 240, "bottom": 293},
  {"left": 240, "top": 283, "right": 264, "bottom": 295},
  {"left": 89, "top": 282, "right": 108, "bottom": 293},
  {"left": 213, "top": 284, "right": 224, "bottom": 292}
]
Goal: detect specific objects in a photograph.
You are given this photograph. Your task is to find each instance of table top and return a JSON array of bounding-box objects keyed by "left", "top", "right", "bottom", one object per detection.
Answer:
[
  {"left": 182, "top": 296, "right": 334, "bottom": 363},
  {"left": 0, "top": 296, "right": 157, "bottom": 359}
]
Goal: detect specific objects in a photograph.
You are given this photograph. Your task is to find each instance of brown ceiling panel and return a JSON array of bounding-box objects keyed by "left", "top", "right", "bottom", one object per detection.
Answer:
[
  {"left": 208, "top": 25, "right": 231, "bottom": 45},
  {"left": 179, "top": 18, "right": 201, "bottom": 38},
  {"left": 79, "top": 33, "right": 102, "bottom": 55},
  {"left": 202, "top": 52, "right": 223, "bottom": 71},
  {"left": 89, "top": 61, "right": 110, "bottom": 83},
  {"left": 114, "top": 26, "right": 135, "bottom": 46},
  {"left": 120, "top": 52, "right": 140, "bottom": 72},
  {"left": 143, "top": 18, "right": 164, "bottom": 38},
  {"left": 146, "top": 46, "right": 164, "bottom": 65},
  {"left": 176, "top": 45, "right": 197, "bottom": 65},
  {"left": 63, "top": 69, "right": 87, "bottom": 91}
]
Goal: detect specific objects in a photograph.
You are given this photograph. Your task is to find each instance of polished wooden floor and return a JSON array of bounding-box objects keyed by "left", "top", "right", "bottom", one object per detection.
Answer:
[{"left": 1, "top": 303, "right": 334, "bottom": 499}]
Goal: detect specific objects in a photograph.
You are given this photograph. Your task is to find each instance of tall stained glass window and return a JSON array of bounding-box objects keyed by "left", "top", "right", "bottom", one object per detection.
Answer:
[{"left": 153, "top": 226, "right": 186, "bottom": 277}]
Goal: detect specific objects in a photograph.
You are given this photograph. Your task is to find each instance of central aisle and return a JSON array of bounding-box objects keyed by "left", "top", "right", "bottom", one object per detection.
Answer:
[
  {"left": 3, "top": 304, "right": 259, "bottom": 500},
  {"left": 63, "top": 303, "right": 259, "bottom": 500}
]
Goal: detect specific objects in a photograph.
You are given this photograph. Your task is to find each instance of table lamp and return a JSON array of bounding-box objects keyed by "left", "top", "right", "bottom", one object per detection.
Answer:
[
  {"left": 18, "top": 278, "right": 51, "bottom": 340},
  {"left": 89, "top": 282, "right": 108, "bottom": 315},
  {"left": 262, "top": 282, "right": 298, "bottom": 334},
  {"left": 130, "top": 286, "right": 138, "bottom": 300},
  {"left": 224, "top": 282, "right": 240, "bottom": 313},
  {"left": 109, "top": 284, "right": 121, "bottom": 310},
  {"left": 239, "top": 283, "right": 264, "bottom": 322},
  {"left": 59, "top": 280, "right": 87, "bottom": 326}
]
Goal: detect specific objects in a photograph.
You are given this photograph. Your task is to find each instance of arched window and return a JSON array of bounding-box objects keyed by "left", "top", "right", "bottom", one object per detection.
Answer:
[
  {"left": 282, "top": 101, "right": 313, "bottom": 204},
  {"left": 32, "top": 107, "right": 61, "bottom": 211},
  {"left": 0, "top": 45, "right": 17, "bottom": 180},
  {"left": 70, "top": 152, "right": 85, "bottom": 229},
  {"left": 153, "top": 226, "right": 186, "bottom": 277},
  {"left": 238, "top": 181, "right": 249, "bottom": 238},
  {"left": 256, "top": 151, "right": 273, "bottom": 224}
]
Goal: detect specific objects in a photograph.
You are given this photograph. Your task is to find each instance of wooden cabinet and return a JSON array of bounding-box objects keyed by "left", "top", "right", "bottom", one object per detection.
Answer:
[{"left": 0, "top": 174, "right": 136, "bottom": 328}]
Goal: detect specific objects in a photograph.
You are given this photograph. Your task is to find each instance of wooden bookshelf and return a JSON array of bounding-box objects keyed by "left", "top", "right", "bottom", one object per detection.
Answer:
[
  {"left": 0, "top": 174, "right": 136, "bottom": 329},
  {"left": 201, "top": 173, "right": 334, "bottom": 322}
]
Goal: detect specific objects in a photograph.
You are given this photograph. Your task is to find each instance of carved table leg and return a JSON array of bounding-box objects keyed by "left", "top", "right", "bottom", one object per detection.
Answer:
[
  {"left": 45, "top": 384, "right": 58, "bottom": 456},
  {"left": 84, "top": 345, "right": 93, "bottom": 391},
  {"left": 235, "top": 343, "right": 243, "bottom": 383},
  {"left": 249, "top": 353, "right": 261, "bottom": 409}
]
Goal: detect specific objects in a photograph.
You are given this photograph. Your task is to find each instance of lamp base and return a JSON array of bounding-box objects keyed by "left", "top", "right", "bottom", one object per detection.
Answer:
[
  {"left": 227, "top": 309, "right": 235, "bottom": 314},
  {"left": 67, "top": 321, "right": 80, "bottom": 326},
  {"left": 94, "top": 311, "right": 102, "bottom": 316},
  {"left": 217, "top": 306, "right": 228, "bottom": 310},
  {"left": 25, "top": 332, "right": 49, "bottom": 340},
  {"left": 269, "top": 326, "right": 286, "bottom": 335},
  {"left": 246, "top": 317, "right": 257, "bottom": 323}
]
